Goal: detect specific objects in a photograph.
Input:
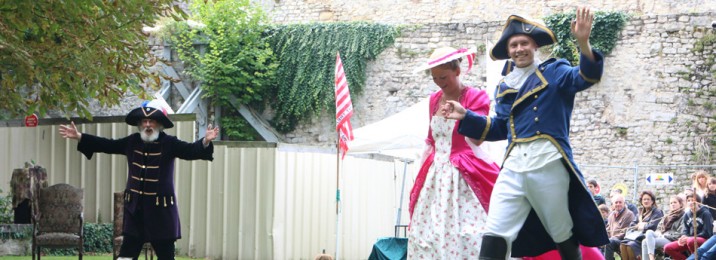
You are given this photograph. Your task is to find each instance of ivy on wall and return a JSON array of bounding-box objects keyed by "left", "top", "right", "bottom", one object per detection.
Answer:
[
  {"left": 264, "top": 22, "right": 400, "bottom": 133},
  {"left": 544, "top": 11, "right": 629, "bottom": 65}
]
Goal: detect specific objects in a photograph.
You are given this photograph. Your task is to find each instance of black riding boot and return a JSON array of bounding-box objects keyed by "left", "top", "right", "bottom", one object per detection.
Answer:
[
  {"left": 556, "top": 236, "right": 582, "bottom": 260},
  {"left": 479, "top": 235, "right": 508, "bottom": 260}
]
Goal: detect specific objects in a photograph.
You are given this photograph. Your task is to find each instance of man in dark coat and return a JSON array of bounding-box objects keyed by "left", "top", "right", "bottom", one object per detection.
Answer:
[
  {"left": 59, "top": 101, "right": 219, "bottom": 260},
  {"left": 441, "top": 7, "right": 609, "bottom": 259}
]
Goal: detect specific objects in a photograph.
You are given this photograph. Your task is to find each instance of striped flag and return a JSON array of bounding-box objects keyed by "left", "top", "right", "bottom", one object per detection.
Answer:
[{"left": 335, "top": 52, "right": 354, "bottom": 159}]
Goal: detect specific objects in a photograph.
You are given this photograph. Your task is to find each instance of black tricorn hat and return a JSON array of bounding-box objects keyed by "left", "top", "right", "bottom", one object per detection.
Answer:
[
  {"left": 490, "top": 15, "right": 557, "bottom": 61},
  {"left": 125, "top": 101, "right": 174, "bottom": 129}
]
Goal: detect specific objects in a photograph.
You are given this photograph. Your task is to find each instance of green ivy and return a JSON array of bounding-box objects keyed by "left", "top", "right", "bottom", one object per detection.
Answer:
[
  {"left": 220, "top": 108, "right": 261, "bottom": 141},
  {"left": 544, "top": 11, "right": 629, "bottom": 65},
  {"left": 264, "top": 22, "right": 400, "bottom": 133}
]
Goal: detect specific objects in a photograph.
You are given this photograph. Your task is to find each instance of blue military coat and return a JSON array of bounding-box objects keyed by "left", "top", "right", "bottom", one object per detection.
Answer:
[
  {"left": 78, "top": 132, "right": 214, "bottom": 241},
  {"left": 458, "top": 50, "right": 610, "bottom": 256}
]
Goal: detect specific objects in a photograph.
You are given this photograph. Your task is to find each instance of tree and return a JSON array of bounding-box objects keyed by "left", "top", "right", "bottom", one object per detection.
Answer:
[
  {"left": 168, "top": 0, "right": 277, "bottom": 140},
  {"left": 0, "top": 0, "right": 183, "bottom": 119}
]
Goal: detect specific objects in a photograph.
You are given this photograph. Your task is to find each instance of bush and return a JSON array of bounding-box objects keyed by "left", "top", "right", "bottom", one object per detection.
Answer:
[{"left": 0, "top": 189, "right": 13, "bottom": 224}]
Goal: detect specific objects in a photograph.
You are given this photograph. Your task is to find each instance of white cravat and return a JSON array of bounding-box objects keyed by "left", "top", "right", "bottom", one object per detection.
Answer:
[{"left": 504, "top": 57, "right": 541, "bottom": 90}]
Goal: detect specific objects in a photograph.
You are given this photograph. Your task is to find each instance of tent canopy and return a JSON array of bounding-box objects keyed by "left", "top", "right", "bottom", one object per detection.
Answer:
[{"left": 348, "top": 98, "right": 429, "bottom": 160}]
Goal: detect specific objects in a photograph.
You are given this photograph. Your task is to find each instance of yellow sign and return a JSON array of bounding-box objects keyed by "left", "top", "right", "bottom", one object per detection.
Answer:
[{"left": 610, "top": 183, "right": 629, "bottom": 198}]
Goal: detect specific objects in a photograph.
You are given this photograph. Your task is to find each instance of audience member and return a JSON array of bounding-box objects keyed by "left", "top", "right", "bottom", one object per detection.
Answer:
[
  {"left": 605, "top": 194, "right": 636, "bottom": 260},
  {"left": 663, "top": 193, "right": 713, "bottom": 260}
]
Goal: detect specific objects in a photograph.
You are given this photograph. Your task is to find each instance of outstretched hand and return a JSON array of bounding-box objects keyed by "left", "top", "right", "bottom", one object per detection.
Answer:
[
  {"left": 59, "top": 121, "right": 81, "bottom": 140},
  {"left": 203, "top": 123, "right": 220, "bottom": 145},
  {"left": 440, "top": 100, "right": 467, "bottom": 120},
  {"left": 571, "top": 7, "right": 596, "bottom": 61}
]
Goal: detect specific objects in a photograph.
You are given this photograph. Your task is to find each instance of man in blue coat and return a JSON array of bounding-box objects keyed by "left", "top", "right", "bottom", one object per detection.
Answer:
[
  {"left": 441, "top": 7, "right": 609, "bottom": 259},
  {"left": 59, "top": 101, "right": 219, "bottom": 260}
]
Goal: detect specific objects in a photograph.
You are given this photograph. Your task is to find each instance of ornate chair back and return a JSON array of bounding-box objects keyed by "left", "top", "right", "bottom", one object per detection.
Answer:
[{"left": 32, "top": 183, "right": 84, "bottom": 260}]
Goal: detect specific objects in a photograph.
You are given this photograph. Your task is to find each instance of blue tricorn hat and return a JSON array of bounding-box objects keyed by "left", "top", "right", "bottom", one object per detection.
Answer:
[
  {"left": 125, "top": 101, "right": 174, "bottom": 129},
  {"left": 490, "top": 15, "right": 557, "bottom": 61}
]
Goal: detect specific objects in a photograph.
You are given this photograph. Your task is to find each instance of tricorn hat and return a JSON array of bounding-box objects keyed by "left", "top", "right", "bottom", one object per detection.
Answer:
[
  {"left": 125, "top": 100, "right": 174, "bottom": 129},
  {"left": 490, "top": 15, "right": 557, "bottom": 61}
]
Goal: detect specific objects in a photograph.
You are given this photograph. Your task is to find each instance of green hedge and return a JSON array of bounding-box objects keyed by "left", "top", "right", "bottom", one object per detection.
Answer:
[
  {"left": 0, "top": 223, "right": 113, "bottom": 256},
  {"left": 40, "top": 223, "right": 113, "bottom": 255}
]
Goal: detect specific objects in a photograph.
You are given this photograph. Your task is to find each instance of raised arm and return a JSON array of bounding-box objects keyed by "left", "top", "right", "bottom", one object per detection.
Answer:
[{"left": 572, "top": 7, "right": 595, "bottom": 62}]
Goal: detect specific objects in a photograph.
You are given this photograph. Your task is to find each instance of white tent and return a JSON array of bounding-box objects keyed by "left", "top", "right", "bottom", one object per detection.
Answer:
[{"left": 348, "top": 98, "right": 429, "bottom": 161}]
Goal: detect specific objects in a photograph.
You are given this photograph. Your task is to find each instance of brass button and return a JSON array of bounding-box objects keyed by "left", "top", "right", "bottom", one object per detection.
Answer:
[
  {"left": 534, "top": 117, "right": 539, "bottom": 122},
  {"left": 534, "top": 95, "right": 538, "bottom": 98},
  {"left": 536, "top": 131, "right": 541, "bottom": 135},
  {"left": 142, "top": 165, "right": 146, "bottom": 169},
  {"left": 144, "top": 153, "right": 148, "bottom": 156}
]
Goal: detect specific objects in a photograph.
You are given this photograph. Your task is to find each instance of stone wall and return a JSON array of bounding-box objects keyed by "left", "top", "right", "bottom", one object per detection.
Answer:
[
  {"left": 570, "top": 13, "right": 716, "bottom": 203},
  {"left": 260, "top": 0, "right": 714, "bottom": 25},
  {"left": 277, "top": 12, "right": 716, "bottom": 205}
]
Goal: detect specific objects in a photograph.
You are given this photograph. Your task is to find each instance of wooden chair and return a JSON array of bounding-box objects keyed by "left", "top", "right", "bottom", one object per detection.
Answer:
[
  {"left": 113, "top": 192, "right": 154, "bottom": 260},
  {"left": 32, "top": 183, "right": 84, "bottom": 260}
]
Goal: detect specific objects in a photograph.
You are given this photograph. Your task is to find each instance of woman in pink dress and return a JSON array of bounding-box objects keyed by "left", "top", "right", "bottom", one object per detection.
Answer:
[{"left": 407, "top": 46, "right": 500, "bottom": 259}]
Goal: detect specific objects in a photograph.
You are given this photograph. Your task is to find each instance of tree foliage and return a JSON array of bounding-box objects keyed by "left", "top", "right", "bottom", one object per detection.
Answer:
[
  {"left": 169, "top": 0, "right": 276, "bottom": 106},
  {"left": 265, "top": 22, "right": 400, "bottom": 132},
  {"left": 166, "top": 0, "right": 276, "bottom": 140},
  {"left": 544, "top": 11, "right": 629, "bottom": 65},
  {"left": 0, "top": 0, "right": 181, "bottom": 118}
]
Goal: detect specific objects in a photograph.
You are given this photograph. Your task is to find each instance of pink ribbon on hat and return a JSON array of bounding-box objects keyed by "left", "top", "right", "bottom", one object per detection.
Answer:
[{"left": 427, "top": 48, "right": 476, "bottom": 73}]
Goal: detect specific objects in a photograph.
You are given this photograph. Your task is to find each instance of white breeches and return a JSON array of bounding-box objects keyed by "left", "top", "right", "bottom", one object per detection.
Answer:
[{"left": 483, "top": 159, "right": 574, "bottom": 249}]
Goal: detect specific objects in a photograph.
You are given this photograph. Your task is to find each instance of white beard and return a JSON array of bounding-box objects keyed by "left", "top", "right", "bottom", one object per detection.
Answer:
[{"left": 139, "top": 126, "right": 161, "bottom": 142}]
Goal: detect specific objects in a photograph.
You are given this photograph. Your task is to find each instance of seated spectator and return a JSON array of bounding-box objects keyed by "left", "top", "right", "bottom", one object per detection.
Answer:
[
  {"left": 702, "top": 177, "right": 716, "bottom": 217},
  {"left": 588, "top": 179, "right": 607, "bottom": 206},
  {"left": 605, "top": 194, "right": 637, "bottom": 260},
  {"left": 619, "top": 190, "right": 664, "bottom": 260},
  {"left": 664, "top": 192, "right": 713, "bottom": 260},
  {"left": 611, "top": 188, "right": 639, "bottom": 221},
  {"left": 692, "top": 170, "right": 711, "bottom": 199},
  {"left": 641, "top": 195, "right": 686, "bottom": 260},
  {"left": 599, "top": 204, "right": 610, "bottom": 225}
]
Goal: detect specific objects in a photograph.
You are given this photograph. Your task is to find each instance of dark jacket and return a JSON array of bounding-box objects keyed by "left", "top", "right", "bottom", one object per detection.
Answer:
[
  {"left": 639, "top": 207, "right": 665, "bottom": 232},
  {"left": 78, "top": 132, "right": 214, "bottom": 241},
  {"left": 682, "top": 206, "right": 714, "bottom": 239}
]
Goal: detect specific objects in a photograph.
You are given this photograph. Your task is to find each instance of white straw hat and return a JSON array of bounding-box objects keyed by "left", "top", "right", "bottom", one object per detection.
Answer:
[{"left": 413, "top": 46, "right": 477, "bottom": 73}]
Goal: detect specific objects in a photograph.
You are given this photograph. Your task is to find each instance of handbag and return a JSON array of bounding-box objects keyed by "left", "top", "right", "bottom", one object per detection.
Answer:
[{"left": 623, "top": 229, "right": 645, "bottom": 242}]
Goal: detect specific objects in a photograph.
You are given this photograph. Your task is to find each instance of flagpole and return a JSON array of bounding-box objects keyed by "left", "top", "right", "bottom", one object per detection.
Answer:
[
  {"left": 334, "top": 51, "right": 352, "bottom": 260},
  {"left": 336, "top": 130, "right": 340, "bottom": 215},
  {"left": 335, "top": 130, "right": 341, "bottom": 260}
]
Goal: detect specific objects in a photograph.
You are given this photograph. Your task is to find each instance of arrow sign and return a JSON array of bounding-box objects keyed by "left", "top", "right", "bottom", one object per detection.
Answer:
[{"left": 646, "top": 174, "right": 674, "bottom": 185}]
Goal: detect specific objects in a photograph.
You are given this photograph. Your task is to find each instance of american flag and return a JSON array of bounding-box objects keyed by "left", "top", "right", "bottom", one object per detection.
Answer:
[{"left": 335, "top": 52, "right": 354, "bottom": 159}]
